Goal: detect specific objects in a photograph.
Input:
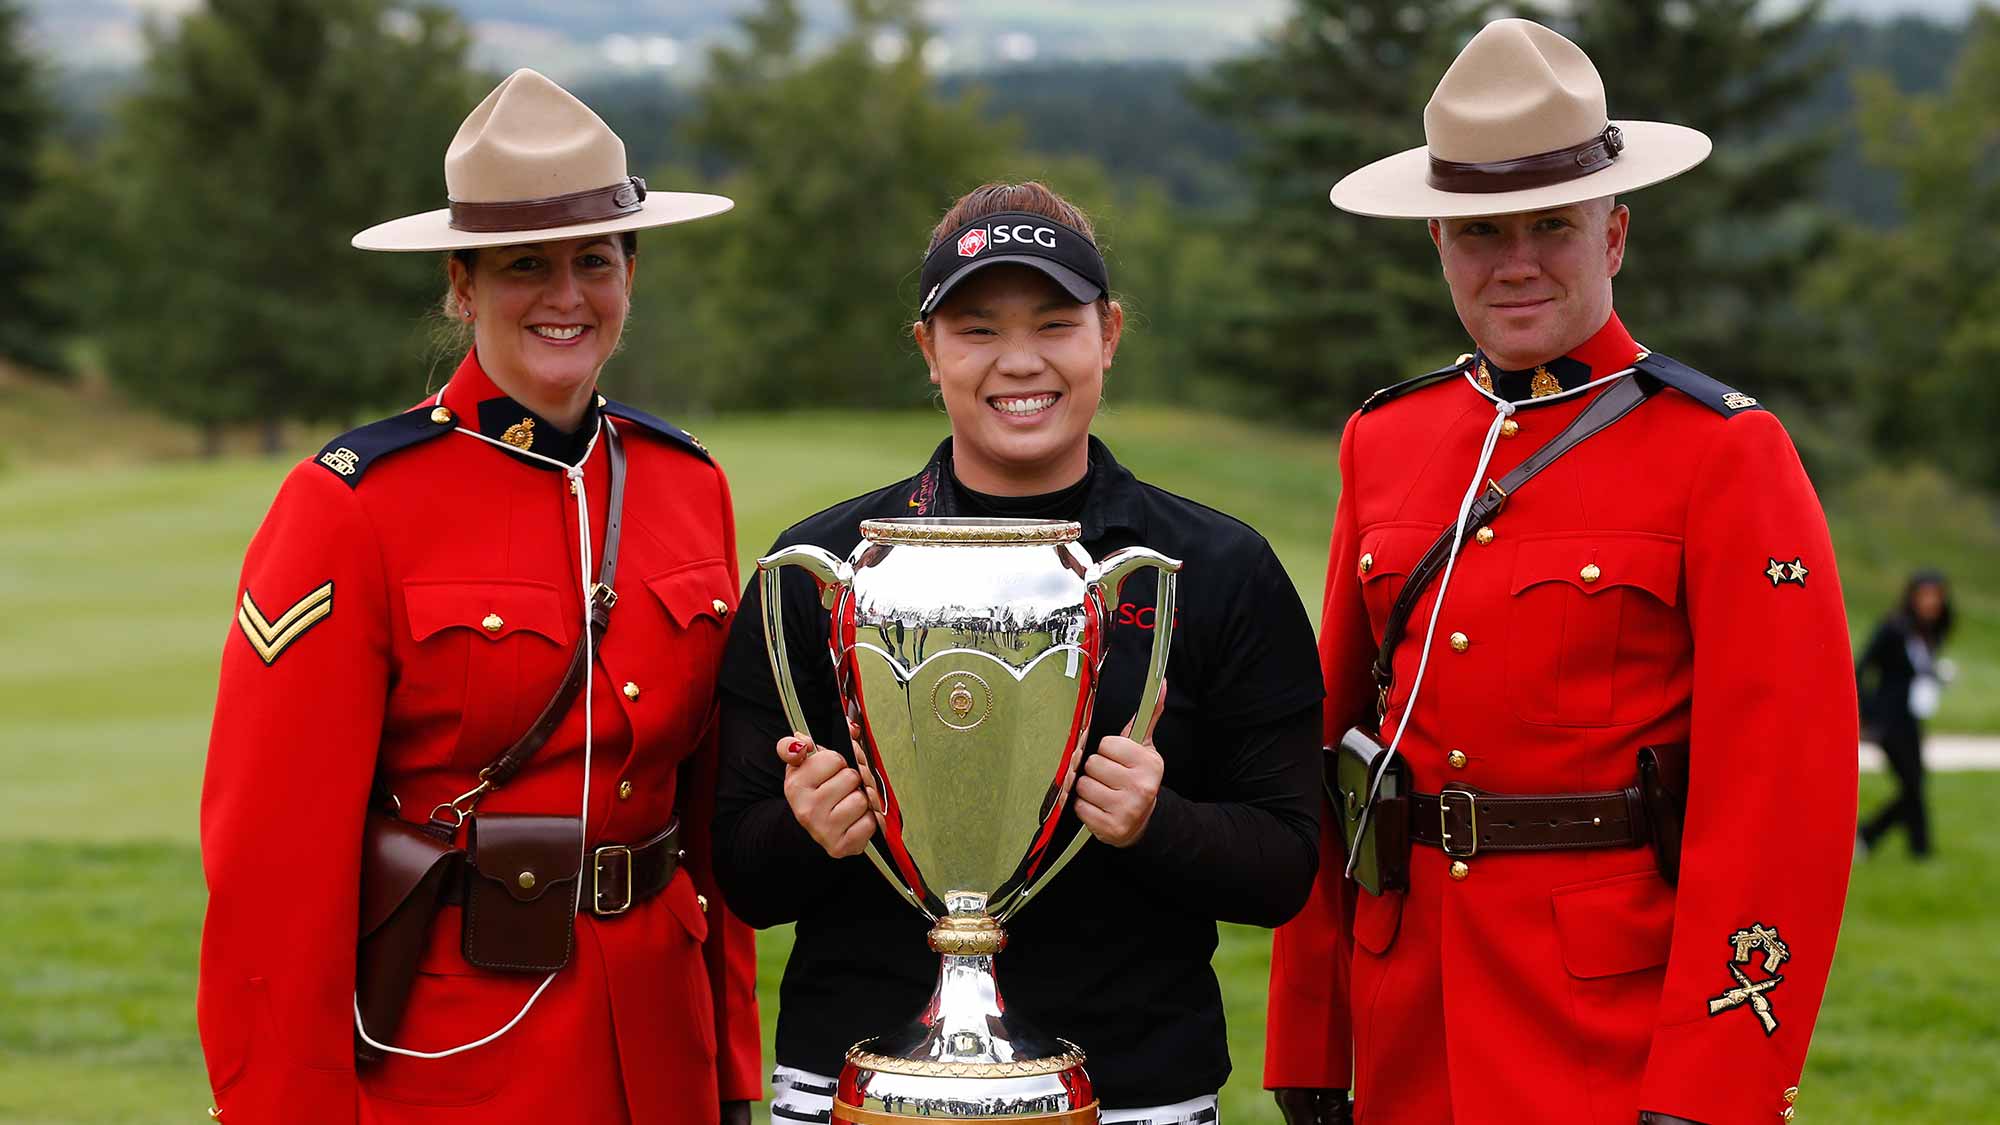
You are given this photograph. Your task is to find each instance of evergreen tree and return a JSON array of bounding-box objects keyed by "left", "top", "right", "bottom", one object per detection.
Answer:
[
  {"left": 89, "top": 0, "right": 485, "bottom": 449},
  {"left": 617, "top": 0, "right": 1026, "bottom": 412},
  {"left": 1191, "top": 0, "right": 1493, "bottom": 424},
  {"left": 0, "top": 0, "right": 70, "bottom": 373},
  {"left": 1810, "top": 8, "right": 2000, "bottom": 489}
]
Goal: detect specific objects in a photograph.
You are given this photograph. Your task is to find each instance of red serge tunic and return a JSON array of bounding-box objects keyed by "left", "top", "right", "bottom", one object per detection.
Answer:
[
  {"left": 198, "top": 351, "right": 761, "bottom": 1124},
  {"left": 1264, "top": 316, "right": 1858, "bottom": 1125}
]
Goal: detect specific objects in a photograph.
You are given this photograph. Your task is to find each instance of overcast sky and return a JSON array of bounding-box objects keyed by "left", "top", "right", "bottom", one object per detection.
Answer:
[{"left": 23, "top": 0, "right": 1986, "bottom": 70}]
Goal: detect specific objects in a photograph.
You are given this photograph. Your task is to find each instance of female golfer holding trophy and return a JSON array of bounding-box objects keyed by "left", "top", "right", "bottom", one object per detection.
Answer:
[{"left": 713, "top": 182, "right": 1326, "bottom": 1123}]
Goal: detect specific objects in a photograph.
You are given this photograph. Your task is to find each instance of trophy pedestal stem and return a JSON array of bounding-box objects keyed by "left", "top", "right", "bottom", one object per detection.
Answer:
[{"left": 831, "top": 914, "right": 1097, "bottom": 1122}]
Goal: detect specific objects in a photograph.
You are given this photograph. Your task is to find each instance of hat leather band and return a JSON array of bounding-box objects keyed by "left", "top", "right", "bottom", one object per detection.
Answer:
[
  {"left": 1427, "top": 124, "right": 1625, "bottom": 194},
  {"left": 448, "top": 176, "right": 649, "bottom": 233}
]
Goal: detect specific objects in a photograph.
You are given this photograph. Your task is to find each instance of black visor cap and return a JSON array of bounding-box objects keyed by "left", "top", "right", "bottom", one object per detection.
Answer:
[{"left": 918, "top": 212, "right": 1109, "bottom": 317}]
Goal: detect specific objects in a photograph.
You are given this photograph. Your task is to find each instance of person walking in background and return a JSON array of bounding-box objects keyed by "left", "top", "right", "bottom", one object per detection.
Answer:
[
  {"left": 712, "top": 181, "right": 1325, "bottom": 1125},
  {"left": 1857, "top": 570, "right": 1955, "bottom": 859},
  {"left": 198, "top": 69, "right": 759, "bottom": 1123},
  {"left": 1263, "top": 19, "right": 1858, "bottom": 1125}
]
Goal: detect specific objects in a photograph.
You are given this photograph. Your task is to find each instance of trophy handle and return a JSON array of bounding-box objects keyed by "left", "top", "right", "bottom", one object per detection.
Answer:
[
  {"left": 755, "top": 544, "right": 934, "bottom": 920},
  {"left": 997, "top": 548, "right": 1182, "bottom": 923},
  {"left": 1090, "top": 548, "right": 1182, "bottom": 744},
  {"left": 755, "top": 545, "right": 848, "bottom": 739}
]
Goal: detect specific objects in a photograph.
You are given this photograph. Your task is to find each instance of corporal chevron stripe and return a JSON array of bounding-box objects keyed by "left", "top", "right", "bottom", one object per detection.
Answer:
[{"left": 236, "top": 581, "right": 334, "bottom": 665}]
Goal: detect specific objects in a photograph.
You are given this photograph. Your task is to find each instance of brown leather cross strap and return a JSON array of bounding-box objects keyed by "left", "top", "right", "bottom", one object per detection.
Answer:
[
  {"left": 480, "top": 422, "right": 627, "bottom": 790},
  {"left": 1409, "top": 785, "right": 1651, "bottom": 857},
  {"left": 1371, "top": 373, "right": 1657, "bottom": 722},
  {"left": 1428, "top": 124, "right": 1626, "bottom": 193},
  {"left": 449, "top": 176, "right": 647, "bottom": 233}
]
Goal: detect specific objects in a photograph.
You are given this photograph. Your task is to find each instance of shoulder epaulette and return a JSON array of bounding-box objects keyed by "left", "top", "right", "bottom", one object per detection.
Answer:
[
  {"left": 1360, "top": 355, "right": 1473, "bottom": 413},
  {"left": 1633, "top": 352, "right": 1765, "bottom": 417},
  {"left": 602, "top": 399, "right": 715, "bottom": 465},
  {"left": 311, "top": 406, "right": 457, "bottom": 487}
]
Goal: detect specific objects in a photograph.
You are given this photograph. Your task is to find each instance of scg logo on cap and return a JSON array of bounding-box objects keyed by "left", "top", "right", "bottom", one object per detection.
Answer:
[
  {"left": 994, "top": 224, "right": 1059, "bottom": 249},
  {"left": 957, "top": 228, "right": 989, "bottom": 257}
]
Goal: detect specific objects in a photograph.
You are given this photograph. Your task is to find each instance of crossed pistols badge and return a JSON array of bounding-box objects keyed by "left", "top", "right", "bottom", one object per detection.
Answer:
[{"left": 1707, "top": 923, "right": 1790, "bottom": 1036}]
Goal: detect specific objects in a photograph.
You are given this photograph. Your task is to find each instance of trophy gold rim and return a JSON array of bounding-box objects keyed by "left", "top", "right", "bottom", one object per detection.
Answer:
[{"left": 858, "top": 517, "right": 1081, "bottom": 546}]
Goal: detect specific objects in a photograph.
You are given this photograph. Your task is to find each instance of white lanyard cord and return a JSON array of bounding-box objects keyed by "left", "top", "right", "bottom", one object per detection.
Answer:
[
  {"left": 1345, "top": 366, "right": 1635, "bottom": 878},
  {"left": 353, "top": 400, "right": 610, "bottom": 1059}
]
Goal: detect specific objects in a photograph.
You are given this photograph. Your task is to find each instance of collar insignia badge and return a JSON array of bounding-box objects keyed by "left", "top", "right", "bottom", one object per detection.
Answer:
[
  {"left": 1475, "top": 359, "right": 1495, "bottom": 395},
  {"left": 318, "top": 447, "right": 360, "bottom": 477},
  {"left": 501, "top": 417, "right": 536, "bottom": 451},
  {"left": 1529, "top": 365, "right": 1562, "bottom": 398}
]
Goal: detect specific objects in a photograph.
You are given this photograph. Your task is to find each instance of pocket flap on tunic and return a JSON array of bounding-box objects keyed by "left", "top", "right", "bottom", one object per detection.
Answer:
[
  {"left": 404, "top": 580, "right": 572, "bottom": 645},
  {"left": 1551, "top": 869, "right": 1675, "bottom": 978},
  {"left": 643, "top": 560, "right": 735, "bottom": 629},
  {"left": 1357, "top": 524, "right": 1438, "bottom": 584},
  {"left": 1510, "top": 533, "right": 1682, "bottom": 603}
]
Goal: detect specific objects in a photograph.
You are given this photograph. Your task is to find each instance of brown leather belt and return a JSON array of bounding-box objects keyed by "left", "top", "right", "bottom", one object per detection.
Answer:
[
  {"left": 1409, "top": 786, "right": 1650, "bottom": 858},
  {"left": 449, "top": 819, "right": 682, "bottom": 917}
]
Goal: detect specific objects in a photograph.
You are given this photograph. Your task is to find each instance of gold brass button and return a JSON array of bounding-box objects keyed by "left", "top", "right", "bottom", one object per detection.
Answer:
[
  {"left": 1779, "top": 1109, "right": 1794, "bottom": 1122},
  {"left": 1474, "top": 527, "right": 1495, "bottom": 545},
  {"left": 711, "top": 598, "right": 730, "bottom": 616},
  {"left": 623, "top": 681, "right": 641, "bottom": 701},
  {"left": 1449, "top": 860, "right": 1470, "bottom": 880},
  {"left": 1500, "top": 418, "right": 1519, "bottom": 437},
  {"left": 1448, "top": 749, "right": 1468, "bottom": 769},
  {"left": 481, "top": 613, "right": 503, "bottom": 633},
  {"left": 617, "top": 780, "right": 634, "bottom": 800},
  {"left": 1580, "top": 563, "right": 1602, "bottom": 583},
  {"left": 1783, "top": 1088, "right": 1800, "bottom": 1105},
  {"left": 697, "top": 893, "right": 709, "bottom": 914},
  {"left": 1449, "top": 631, "right": 1470, "bottom": 653},
  {"left": 517, "top": 870, "right": 537, "bottom": 890},
  {"left": 1359, "top": 553, "right": 1374, "bottom": 575},
  {"left": 568, "top": 478, "right": 579, "bottom": 496},
  {"left": 430, "top": 406, "right": 453, "bottom": 425}
]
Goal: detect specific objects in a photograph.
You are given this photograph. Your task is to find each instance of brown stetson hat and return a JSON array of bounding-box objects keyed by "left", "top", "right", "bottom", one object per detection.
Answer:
[
  {"left": 352, "top": 68, "right": 731, "bottom": 252},
  {"left": 1329, "top": 19, "right": 1711, "bottom": 220}
]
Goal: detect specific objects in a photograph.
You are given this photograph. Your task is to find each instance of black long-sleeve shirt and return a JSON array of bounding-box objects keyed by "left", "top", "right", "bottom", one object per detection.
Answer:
[{"left": 711, "top": 436, "right": 1324, "bottom": 1109}]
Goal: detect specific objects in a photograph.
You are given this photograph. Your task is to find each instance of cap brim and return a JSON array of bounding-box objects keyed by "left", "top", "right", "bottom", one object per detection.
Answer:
[
  {"left": 351, "top": 191, "right": 735, "bottom": 252},
  {"left": 921, "top": 255, "right": 1104, "bottom": 315},
  {"left": 1328, "top": 121, "right": 1712, "bottom": 219}
]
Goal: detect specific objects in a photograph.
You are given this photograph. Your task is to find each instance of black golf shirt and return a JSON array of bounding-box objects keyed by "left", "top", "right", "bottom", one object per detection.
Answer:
[{"left": 712, "top": 436, "right": 1324, "bottom": 1109}]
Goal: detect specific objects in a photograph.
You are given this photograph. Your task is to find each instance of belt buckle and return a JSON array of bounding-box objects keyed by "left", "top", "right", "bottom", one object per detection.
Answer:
[
  {"left": 1438, "top": 788, "right": 1479, "bottom": 858},
  {"left": 592, "top": 844, "right": 633, "bottom": 916}
]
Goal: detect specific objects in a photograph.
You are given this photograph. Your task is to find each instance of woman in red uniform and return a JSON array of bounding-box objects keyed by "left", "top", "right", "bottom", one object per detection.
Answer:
[{"left": 198, "top": 69, "right": 760, "bottom": 1123}]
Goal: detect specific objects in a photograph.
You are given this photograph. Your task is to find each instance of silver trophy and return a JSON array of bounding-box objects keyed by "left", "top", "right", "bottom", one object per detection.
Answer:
[{"left": 758, "top": 517, "right": 1180, "bottom": 1124}]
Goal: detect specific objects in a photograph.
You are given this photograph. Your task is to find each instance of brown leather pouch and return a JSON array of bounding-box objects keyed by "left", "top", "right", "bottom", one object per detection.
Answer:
[
  {"left": 1637, "top": 743, "right": 1691, "bottom": 887},
  {"left": 355, "top": 813, "right": 462, "bottom": 1064},
  {"left": 1329, "top": 726, "right": 1410, "bottom": 895},
  {"left": 462, "top": 813, "right": 582, "bottom": 973}
]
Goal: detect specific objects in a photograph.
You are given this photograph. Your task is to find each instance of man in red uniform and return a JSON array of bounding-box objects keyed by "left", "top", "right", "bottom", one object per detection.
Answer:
[{"left": 1266, "top": 20, "right": 1856, "bottom": 1125}]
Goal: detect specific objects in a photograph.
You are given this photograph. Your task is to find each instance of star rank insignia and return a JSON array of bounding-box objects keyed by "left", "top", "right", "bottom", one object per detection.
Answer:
[
  {"left": 237, "top": 581, "right": 333, "bottom": 665},
  {"left": 1765, "top": 556, "right": 1808, "bottom": 587},
  {"left": 1707, "top": 922, "right": 1791, "bottom": 1036}
]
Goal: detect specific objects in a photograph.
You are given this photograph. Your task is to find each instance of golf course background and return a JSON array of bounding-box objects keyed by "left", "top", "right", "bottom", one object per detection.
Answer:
[{"left": 3, "top": 388, "right": 1996, "bottom": 1122}]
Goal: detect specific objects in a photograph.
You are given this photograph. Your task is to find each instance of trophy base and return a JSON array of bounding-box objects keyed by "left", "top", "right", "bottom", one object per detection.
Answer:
[{"left": 831, "top": 915, "right": 1098, "bottom": 1122}]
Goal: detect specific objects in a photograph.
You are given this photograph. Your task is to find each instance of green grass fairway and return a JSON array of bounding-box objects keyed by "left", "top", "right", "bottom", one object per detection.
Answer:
[{"left": 2, "top": 405, "right": 1996, "bottom": 1122}]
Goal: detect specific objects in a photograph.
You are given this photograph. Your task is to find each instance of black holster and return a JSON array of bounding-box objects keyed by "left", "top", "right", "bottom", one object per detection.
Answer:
[
  {"left": 1637, "top": 743, "right": 1691, "bottom": 886},
  {"left": 1328, "top": 726, "right": 1410, "bottom": 896}
]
